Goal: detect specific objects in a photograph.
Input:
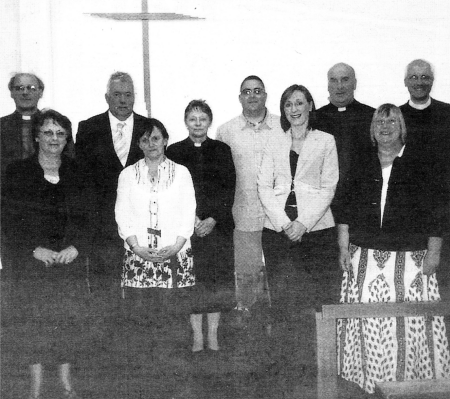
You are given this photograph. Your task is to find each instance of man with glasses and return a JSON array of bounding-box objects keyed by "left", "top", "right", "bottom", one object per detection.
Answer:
[
  {"left": 1, "top": 74, "right": 46, "bottom": 272},
  {"left": 216, "top": 75, "right": 284, "bottom": 322},
  {"left": 1, "top": 73, "right": 45, "bottom": 177},
  {"left": 400, "top": 59, "right": 450, "bottom": 289},
  {"left": 400, "top": 59, "right": 450, "bottom": 151}
]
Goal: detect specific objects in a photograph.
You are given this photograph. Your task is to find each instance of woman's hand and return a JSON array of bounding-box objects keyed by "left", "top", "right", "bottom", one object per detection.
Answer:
[
  {"left": 337, "top": 224, "right": 351, "bottom": 272},
  {"left": 133, "top": 246, "right": 164, "bottom": 263},
  {"left": 33, "top": 246, "right": 58, "bottom": 267},
  {"left": 157, "top": 236, "right": 187, "bottom": 259},
  {"left": 423, "top": 236, "right": 442, "bottom": 275},
  {"left": 423, "top": 250, "right": 440, "bottom": 275},
  {"left": 195, "top": 217, "right": 217, "bottom": 237},
  {"left": 283, "top": 221, "right": 306, "bottom": 242},
  {"left": 55, "top": 245, "right": 79, "bottom": 264},
  {"left": 339, "top": 247, "right": 351, "bottom": 272}
]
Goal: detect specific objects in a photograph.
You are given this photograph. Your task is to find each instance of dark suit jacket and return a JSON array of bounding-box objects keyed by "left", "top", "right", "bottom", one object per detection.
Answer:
[{"left": 75, "top": 111, "right": 148, "bottom": 241}]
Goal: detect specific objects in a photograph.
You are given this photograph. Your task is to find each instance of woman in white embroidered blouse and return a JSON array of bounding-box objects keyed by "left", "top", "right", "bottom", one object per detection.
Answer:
[{"left": 115, "top": 118, "right": 196, "bottom": 331}]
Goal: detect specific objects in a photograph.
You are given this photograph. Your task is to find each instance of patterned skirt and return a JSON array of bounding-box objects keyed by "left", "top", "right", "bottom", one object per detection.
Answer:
[
  {"left": 121, "top": 248, "right": 195, "bottom": 288},
  {"left": 337, "top": 244, "right": 450, "bottom": 393}
]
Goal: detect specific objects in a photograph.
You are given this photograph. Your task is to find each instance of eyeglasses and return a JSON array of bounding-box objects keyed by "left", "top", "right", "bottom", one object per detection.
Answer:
[
  {"left": 13, "top": 85, "right": 39, "bottom": 92},
  {"left": 241, "top": 88, "right": 265, "bottom": 96},
  {"left": 40, "top": 130, "right": 68, "bottom": 139},
  {"left": 375, "top": 118, "right": 398, "bottom": 127},
  {"left": 407, "top": 74, "right": 433, "bottom": 83}
]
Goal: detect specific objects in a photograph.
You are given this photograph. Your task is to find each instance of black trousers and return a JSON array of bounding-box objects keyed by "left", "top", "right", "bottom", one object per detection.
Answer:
[{"left": 262, "top": 227, "right": 338, "bottom": 321}]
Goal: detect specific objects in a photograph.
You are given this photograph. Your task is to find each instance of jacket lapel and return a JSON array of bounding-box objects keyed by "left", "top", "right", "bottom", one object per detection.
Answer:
[{"left": 294, "top": 133, "right": 321, "bottom": 181}]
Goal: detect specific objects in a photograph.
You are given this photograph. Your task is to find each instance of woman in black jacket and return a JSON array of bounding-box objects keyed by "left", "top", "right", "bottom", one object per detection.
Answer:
[
  {"left": 335, "top": 103, "right": 450, "bottom": 393},
  {"left": 3, "top": 109, "right": 88, "bottom": 399}
]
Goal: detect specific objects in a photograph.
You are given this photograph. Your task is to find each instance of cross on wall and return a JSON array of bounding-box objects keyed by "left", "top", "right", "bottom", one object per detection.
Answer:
[{"left": 90, "top": 0, "right": 204, "bottom": 117}]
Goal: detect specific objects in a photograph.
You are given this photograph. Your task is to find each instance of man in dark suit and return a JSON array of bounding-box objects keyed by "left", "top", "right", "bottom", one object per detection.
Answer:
[{"left": 76, "top": 72, "right": 148, "bottom": 280}]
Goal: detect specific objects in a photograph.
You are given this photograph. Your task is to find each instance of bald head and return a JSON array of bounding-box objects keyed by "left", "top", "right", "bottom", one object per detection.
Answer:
[
  {"left": 327, "top": 63, "right": 357, "bottom": 107},
  {"left": 404, "top": 59, "right": 434, "bottom": 104}
]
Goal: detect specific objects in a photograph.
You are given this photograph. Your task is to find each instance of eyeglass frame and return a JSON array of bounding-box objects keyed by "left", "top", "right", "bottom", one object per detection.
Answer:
[
  {"left": 375, "top": 118, "right": 399, "bottom": 127},
  {"left": 240, "top": 88, "right": 265, "bottom": 96},
  {"left": 12, "top": 85, "right": 40, "bottom": 93}
]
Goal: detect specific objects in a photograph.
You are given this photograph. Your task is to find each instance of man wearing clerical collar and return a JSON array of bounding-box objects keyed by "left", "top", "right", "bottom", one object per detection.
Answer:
[
  {"left": 1, "top": 73, "right": 45, "bottom": 275},
  {"left": 216, "top": 76, "right": 283, "bottom": 323},
  {"left": 403, "top": 59, "right": 434, "bottom": 107},
  {"left": 315, "top": 63, "right": 374, "bottom": 205},
  {"left": 399, "top": 59, "right": 450, "bottom": 260},
  {"left": 313, "top": 64, "right": 375, "bottom": 303},
  {"left": 400, "top": 59, "right": 450, "bottom": 151},
  {"left": 327, "top": 62, "right": 357, "bottom": 110},
  {"left": 1, "top": 73, "right": 45, "bottom": 175}
]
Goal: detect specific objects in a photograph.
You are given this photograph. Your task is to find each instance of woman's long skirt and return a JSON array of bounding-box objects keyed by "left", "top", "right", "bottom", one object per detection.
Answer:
[{"left": 337, "top": 244, "right": 450, "bottom": 393}]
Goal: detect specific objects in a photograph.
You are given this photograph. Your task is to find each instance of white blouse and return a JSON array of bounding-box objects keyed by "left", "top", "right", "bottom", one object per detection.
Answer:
[
  {"left": 380, "top": 145, "right": 405, "bottom": 227},
  {"left": 115, "top": 158, "right": 196, "bottom": 251}
]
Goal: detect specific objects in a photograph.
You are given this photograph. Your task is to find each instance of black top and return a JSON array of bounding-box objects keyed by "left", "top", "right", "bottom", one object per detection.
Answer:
[
  {"left": 285, "top": 150, "right": 299, "bottom": 221},
  {"left": 334, "top": 145, "right": 447, "bottom": 251},
  {"left": 315, "top": 99, "right": 375, "bottom": 185},
  {"left": 3, "top": 154, "right": 88, "bottom": 275},
  {"left": 166, "top": 137, "right": 236, "bottom": 233},
  {"left": 400, "top": 98, "right": 450, "bottom": 192}
]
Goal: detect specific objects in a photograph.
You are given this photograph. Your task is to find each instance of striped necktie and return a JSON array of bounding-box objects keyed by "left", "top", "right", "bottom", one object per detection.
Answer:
[{"left": 114, "top": 122, "right": 128, "bottom": 166}]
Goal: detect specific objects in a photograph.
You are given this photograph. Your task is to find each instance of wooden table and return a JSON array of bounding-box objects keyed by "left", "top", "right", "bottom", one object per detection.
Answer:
[{"left": 374, "top": 379, "right": 450, "bottom": 399}]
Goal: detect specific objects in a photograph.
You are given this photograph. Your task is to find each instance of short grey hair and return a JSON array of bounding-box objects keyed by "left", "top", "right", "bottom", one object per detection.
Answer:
[
  {"left": 8, "top": 73, "right": 45, "bottom": 91},
  {"left": 404, "top": 59, "right": 434, "bottom": 79},
  {"left": 106, "top": 72, "right": 134, "bottom": 95}
]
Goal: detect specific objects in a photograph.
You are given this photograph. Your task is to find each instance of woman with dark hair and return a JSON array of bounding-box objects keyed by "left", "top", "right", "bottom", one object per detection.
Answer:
[
  {"left": 115, "top": 118, "right": 196, "bottom": 340},
  {"left": 166, "top": 100, "right": 235, "bottom": 353},
  {"left": 335, "top": 104, "right": 450, "bottom": 393},
  {"left": 3, "top": 109, "right": 88, "bottom": 399},
  {"left": 257, "top": 84, "right": 338, "bottom": 323}
]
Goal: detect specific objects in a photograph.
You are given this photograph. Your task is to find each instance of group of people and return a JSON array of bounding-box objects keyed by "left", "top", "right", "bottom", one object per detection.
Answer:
[{"left": 1, "top": 58, "right": 450, "bottom": 397}]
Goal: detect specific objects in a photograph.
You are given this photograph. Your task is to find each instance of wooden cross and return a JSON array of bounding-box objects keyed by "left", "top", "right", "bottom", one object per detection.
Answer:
[{"left": 90, "top": 0, "right": 203, "bottom": 116}]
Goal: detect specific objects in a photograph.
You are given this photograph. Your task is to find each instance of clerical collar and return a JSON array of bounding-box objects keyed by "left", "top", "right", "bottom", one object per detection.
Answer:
[
  {"left": 338, "top": 107, "right": 346, "bottom": 112},
  {"left": 408, "top": 98, "right": 431, "bottom": 110},
  {"left": 22, "top": 115, "right": 31, "bottom": 120},
  {"left": 194, "top": 142, "right": 202, "bottom": 147}
]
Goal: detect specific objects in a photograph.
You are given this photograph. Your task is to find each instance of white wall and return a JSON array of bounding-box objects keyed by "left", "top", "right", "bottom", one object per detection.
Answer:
[{"left": 1, "top": 0, "right": 449, "bottom": 145}]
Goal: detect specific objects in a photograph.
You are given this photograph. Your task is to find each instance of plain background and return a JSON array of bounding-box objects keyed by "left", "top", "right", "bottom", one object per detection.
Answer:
[
  {"left": 1, "top": 2, "right": 449, "bottom": 397},
  {"left": 1, "top": 0, "right": 450, "bottom": 145}
]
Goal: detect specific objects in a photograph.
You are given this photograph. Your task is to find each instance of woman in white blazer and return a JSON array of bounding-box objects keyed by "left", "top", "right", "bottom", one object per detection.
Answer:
[{"left": 257, "top": 84, "right": 338, "bottom": 324}]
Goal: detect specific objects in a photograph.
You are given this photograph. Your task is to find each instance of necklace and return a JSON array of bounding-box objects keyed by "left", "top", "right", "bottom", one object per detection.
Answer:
[{"left": 244, "top": 109, "right": 267, "bottom": 128}]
